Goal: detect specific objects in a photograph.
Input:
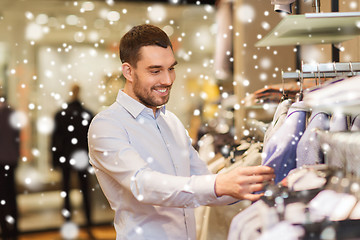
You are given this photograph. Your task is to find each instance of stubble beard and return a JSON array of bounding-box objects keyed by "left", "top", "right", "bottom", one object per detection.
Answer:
[{"left": 133, "top": 74, "right": 171, "bottom": 108}]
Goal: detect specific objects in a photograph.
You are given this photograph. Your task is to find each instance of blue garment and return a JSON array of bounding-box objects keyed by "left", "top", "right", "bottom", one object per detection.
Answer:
[
  {"left": 262, "top": 101, "right": 308, "bottom": 183},
  {"left": 296, "top": 110, "right": 330, "bottom": 167}
]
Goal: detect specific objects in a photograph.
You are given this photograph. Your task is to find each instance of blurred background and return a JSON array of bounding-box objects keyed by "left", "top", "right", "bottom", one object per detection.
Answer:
[{"left": 0, "top": 0, "right": 359, "bottom": 239}]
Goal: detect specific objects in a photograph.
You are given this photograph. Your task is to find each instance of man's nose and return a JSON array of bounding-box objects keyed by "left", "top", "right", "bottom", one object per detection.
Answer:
[{"left": 160, "top": 71, "right": 174, "bottom": 85}]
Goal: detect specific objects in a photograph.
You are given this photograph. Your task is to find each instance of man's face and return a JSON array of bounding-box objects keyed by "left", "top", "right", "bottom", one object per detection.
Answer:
[{"left": 131, "top": 45, "right": 177, "bottom": 110}]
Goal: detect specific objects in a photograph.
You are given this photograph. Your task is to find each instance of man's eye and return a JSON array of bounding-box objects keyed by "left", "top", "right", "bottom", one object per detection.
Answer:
[
  {"left": 151, "top": 70, "right": 160, "bottom": 74},
  {"left": 169, "top": 67, "right": 175, "bottom": 71}
]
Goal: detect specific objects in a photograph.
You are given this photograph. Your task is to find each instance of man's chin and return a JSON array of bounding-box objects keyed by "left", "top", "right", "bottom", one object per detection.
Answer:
[
  {"left": 154, "top": 96, "right": 169, "bottom": 106},
  {"left": 141, "top": 93, "right": 170, "bottom": 107}
]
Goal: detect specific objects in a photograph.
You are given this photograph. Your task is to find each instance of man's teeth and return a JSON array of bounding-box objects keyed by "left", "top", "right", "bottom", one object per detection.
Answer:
[{"left": 158, "top": 89, "right": 166, "bottom": 93}]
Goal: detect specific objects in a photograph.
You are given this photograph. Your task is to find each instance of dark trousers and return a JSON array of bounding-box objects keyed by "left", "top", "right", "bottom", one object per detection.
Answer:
[
  {"left": 61, "top": 166, "right": 92, "bottom": 227},
  {"left": 0, "top": 166, "right": 18, "bottom": 240}
]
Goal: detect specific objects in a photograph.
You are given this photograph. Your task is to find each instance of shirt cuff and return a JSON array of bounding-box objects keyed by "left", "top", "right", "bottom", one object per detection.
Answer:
[{"left": 192, "top": 174, "right": 238, "bottom": 206}]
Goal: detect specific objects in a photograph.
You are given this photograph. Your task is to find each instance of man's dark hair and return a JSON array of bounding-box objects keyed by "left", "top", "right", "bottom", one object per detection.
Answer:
[{"left": 119, "top": 24, "right": 173, "bottom": 67}]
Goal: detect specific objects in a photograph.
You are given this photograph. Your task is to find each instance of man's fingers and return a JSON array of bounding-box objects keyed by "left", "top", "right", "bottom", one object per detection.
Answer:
[
  {"left": 237, "top": 173, "right": 275, "bottom": 185},
  {"left": 217, "top": 165, "right": 275, "bottom": 200},
  {"left": 242, "top": 192, "right": 264, "bottom": 202},
  {"left": 244, "top": 182, "right": 266, "bottom": 193},
  {"left": 250, "top": 183, "right": 264, "bottom": 192},
  {"left": 256, "top": 173, "right": 275, "bottom": 182},
  {"left": 239, "top": 165, "right": 274, "bottom": 176}
]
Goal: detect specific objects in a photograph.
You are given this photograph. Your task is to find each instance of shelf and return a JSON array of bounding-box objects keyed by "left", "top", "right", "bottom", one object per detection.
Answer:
[
  {"left": 255, "top": 12, "right": 360, "bottom": 47},
  {"left": 282, "top": 62, "right": 360, "bottom": 79},
  {"left": 282, "top": 71, "right": 360, "bottom": 79}
]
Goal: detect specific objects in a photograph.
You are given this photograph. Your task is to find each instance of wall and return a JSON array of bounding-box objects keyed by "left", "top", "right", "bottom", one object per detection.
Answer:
[{"left": 233, "top": 0, "right": 296, "bottom": 139}]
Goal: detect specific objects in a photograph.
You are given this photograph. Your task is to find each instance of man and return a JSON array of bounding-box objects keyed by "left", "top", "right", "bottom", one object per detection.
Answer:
[
  {"left": 51, "top": 84, "right": 94, "bottom": 229},
  {"left": 88, "top": 24, "right": 274, "bottom": 240}
]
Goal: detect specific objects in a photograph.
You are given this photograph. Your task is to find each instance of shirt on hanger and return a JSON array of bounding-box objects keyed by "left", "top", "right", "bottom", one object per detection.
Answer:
[
  {"left": 351, "top": 114, "right": 360, "bottom": 131},
  {"left": 296, "top": 110, "right": 330, "bottom": 167},
  {"left": 263, "top": 99, "right": 292, "bottom": 149},
  {"left": 262, "top": 101, "right": 308, "bottom": 183},
  {"left": 329, "top": 112, "right": 349, "bottom": 132},
  {"left": 325, "top": 113, "right": 349, "bottom": 168},
  {"left": 88, "top": 90, "right": 236, "bottom": 240}
]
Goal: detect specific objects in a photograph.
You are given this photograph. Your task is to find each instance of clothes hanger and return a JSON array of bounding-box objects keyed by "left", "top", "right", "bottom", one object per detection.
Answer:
[
  {"left": 349, "top": 61, "right": 354, "bottom": 77},
  {"left": 295, "top": 63, "right": 304, "bottom": 102},
  {"left": 303, "top": 61, "right": 349, "bottom": 94},
  {"left": 316, "top": 63, "right": 320, "bottom": 86},
  {"left": 280, "top": 69, "right": 289, "bottom": 102}
]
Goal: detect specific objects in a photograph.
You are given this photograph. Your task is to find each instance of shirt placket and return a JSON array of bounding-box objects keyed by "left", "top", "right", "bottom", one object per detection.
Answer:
[
  {"left": 154, "top": 113, "right": 192, "bottom": 240},
  {"left": 154, "top": 116, "right": 179, "bottom": 176}
]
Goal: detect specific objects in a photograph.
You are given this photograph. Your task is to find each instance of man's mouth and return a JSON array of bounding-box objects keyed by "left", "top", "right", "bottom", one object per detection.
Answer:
[
  {"left": 157, "top": 88, "right": 167, "bottom": 93},
  {"left": 154, "top": 87, "right": 170, "bottom": 95}
]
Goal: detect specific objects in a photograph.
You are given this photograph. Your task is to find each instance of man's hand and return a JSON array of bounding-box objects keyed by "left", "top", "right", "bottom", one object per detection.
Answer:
[{"left": 214, "top": 165, "right": 275, "bottom": 201}]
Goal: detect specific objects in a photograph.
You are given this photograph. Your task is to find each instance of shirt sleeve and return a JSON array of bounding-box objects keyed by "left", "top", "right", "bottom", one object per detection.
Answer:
[{"left": 88, "top": 113, "right": 237, "bottom": 208}]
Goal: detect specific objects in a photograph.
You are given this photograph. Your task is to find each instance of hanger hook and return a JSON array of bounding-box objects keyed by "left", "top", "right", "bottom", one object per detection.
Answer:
[
  {"left": 280, "top": 69, "right": 288, "bottom": 101},
  {"left": 281, "top": 70, "right": 284, "bottom": 87},
  {"left": 321, "top": 72, "right": 325, "bottom": 86},
  {"left": 349, "top": 61, "right": 354, "bottom": 77},
  {"left": 300, "top": 61, "right": 304, "bottom": 93},
  {"left": 317, "top": 63, "right": 321, "bottom": 86},
  {"left": 281, "top": 69, "right": 285, "bottom": 95},
  {"left": 297, "top": 69, "right": 302, "bottom": 92},
  {"left": 295, "top": 61, "right": 304, "bottom": 102}
]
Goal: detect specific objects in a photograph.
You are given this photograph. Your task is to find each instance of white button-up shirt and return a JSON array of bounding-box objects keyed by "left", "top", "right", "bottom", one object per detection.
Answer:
[{"left": 88, "top": 90, "right": 236, "bottom": 240}]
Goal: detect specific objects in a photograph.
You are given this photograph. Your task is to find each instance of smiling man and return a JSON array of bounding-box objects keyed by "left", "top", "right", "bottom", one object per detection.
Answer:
[
  {"left": 122, "top": 45, "right": 177, "bottom": 113},
  {"left": 87, "top": 24, "right": 274, "bottom": 240}
]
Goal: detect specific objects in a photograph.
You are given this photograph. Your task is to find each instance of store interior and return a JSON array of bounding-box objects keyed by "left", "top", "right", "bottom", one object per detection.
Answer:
[{"left": 1, "top": 0, "right": 360, "bottom": 239}]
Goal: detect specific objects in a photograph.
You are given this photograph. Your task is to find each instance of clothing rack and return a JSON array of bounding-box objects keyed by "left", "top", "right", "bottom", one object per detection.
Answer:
[{"left": 282, "top": 61, "right": 360, "bottom": 80}]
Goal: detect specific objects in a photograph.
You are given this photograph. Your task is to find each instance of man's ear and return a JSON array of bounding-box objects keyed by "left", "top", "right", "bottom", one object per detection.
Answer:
[{"left": 122, "top": 63, "right": 133, "bottom": 83}]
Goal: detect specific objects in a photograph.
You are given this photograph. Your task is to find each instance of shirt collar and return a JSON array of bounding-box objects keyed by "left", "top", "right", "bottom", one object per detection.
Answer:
[{"left": 116, "top": 90, "right": 166, "bottom": 119}]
